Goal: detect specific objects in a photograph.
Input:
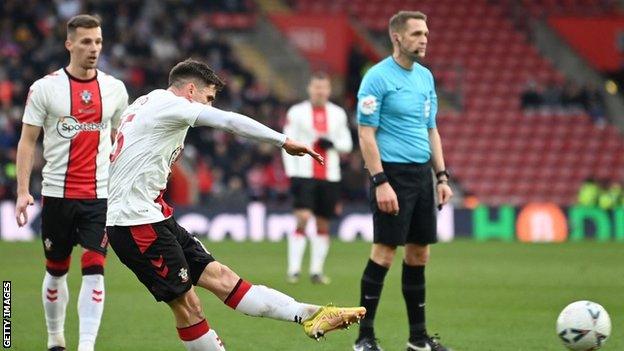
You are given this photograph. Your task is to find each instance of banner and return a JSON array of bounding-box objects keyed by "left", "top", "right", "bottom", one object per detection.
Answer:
[
  {"left": 1, "top": 200, "right": 622, "bottom": 242},
  {"left": 549, "top": 16, "right": 624, "bottom": 72},
  {"left": 0, "top": 201, "right": 455, "bottom": 242},
  {"left": 269, "top": 14, "right": 353, "bottom": 74}
]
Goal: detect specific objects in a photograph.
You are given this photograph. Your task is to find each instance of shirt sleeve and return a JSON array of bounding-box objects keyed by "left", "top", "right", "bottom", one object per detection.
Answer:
[
  {"left": 281, "top": 106, "right": 297, "bottom": 176},
  {"left": 111, "top": 81, "right": 129, "bottom": 130},
  {"left": 194, "top": 106, "right": 287, "bottom": 146},
  {"left": 333, "top": 108, "right": 353, "bottom": 153},
  {"left": 22, "top": 81, "right": 46, "bottom": 126},
  {"left": 427, "top": 72, "right": 438, "bottom": 129},
  {"left": 357, "top": 69, "right": 385, "bottom": 127},
  {"left": 167, "top": 97, "right": 206, "bottom": 127}
]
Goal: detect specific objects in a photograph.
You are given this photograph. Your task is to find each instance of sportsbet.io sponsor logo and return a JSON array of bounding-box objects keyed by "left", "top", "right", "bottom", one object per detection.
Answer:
[{"left": 56, "top": 116, "right": 106, "bottom": 139}]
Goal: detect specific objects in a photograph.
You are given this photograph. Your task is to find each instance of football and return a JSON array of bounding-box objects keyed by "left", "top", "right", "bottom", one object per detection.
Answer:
[{"left": 556, "top": 301, "right": 612, "bottom": 350}]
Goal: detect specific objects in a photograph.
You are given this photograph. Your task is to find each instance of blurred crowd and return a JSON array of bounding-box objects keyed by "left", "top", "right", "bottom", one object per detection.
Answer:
[
  {"left": 577, "top": 178, "right": 624, "bottom": 210},
  {"left": 0, "top": 0, "right": 369, "bottom": 206},
  {"left": 520, "top": 79, "right": 607, "bottom": 125}
]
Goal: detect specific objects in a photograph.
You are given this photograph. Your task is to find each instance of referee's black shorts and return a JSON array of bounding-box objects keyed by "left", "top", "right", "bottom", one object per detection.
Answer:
[{"left": 370, "top": 162, "right": 437, "bottom": 246}]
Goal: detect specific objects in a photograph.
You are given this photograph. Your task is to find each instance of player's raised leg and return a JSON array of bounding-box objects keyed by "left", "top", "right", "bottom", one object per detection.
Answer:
[
  {"left": 168, "top": 288, "right": 225, "bottom": 351},
  {"left": 196, "top": 260, "right": 366, "bottom": 339}
]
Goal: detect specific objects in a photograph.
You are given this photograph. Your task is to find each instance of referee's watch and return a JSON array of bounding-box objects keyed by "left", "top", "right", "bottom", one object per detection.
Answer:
[
  {"left": 436, "top": 169, "right": 450, "bottom": 181},
  {"left": 371, "top": 172, "right": 389, "bottom": 187}
]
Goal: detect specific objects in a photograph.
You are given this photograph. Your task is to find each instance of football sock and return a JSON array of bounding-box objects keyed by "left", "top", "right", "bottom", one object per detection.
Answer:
[
  {"left": 224, "top": 279, "right": 318, "bottom": 324},
  {"left": 43, "top": 272, "right": 69, "bottom": 349},
  {"left": 77, "top": 274, "right": 104, "bottom": 351},
  {"left": 309, "top": 231, "right": 329, "bottom": 275},
  {"left": 402, "top": 262, "right": 427, "bottom": 341},
  {"left": 287, "top": 229, "right": 306, "bottom": 276},
  {"left": 178, "top": 319, "right": 225, "bottom": 351},
  {"left": 358, "top": 259, "right": 389, "bottom": 340}
]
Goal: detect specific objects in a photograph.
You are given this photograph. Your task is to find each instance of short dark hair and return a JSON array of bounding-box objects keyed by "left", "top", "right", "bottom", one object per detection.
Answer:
[
  {"left": 389, "top": 11, "right": 427, "bottom": 35},
  {"left": 168, "top": 59, "right": 225, "bottom": 91},
  {"left": 310, "top": 71, "right": 330, "bottom": 82},
  {"left": 67, "top": 14, "right": 101, "bottom": 35}
]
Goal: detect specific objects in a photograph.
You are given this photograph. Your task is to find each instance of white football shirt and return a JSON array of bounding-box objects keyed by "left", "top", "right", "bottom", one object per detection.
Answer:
[
  {"left": 22, "top": 68, "right": 128, "bottom": 199},
  {"left": 107, "top": 89, "right": 286, "bottom": 226},
  {"left": 281, "top": 101, "right": 352, "bottom": 182}
]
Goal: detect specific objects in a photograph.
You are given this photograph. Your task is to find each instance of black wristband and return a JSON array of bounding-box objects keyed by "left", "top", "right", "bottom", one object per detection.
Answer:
[
  {"left": 436, "top": 170, "right": 450, "bottom": 180},
  {"left": 437, "top": 179, "right": 448, "bottom": 185},
  {"left": 371, "top": 172, "right": 388, "bottom": 187}
]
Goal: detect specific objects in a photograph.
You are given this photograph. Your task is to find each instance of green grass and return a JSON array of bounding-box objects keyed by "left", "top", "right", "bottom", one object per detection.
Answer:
[{"left": 0, "top": 240, "right": 622, "bottom": 351}]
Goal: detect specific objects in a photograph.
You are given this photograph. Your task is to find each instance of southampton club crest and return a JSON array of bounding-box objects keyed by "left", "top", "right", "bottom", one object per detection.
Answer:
[
  {"left": 80, "top": 90, "right": 92, "bottom": 105},
  {"left": 178, "top": 268, "right": 189, "bottom": 283},
  {"left": 44, "top": 238, "right": 53, "bottom": 251}
]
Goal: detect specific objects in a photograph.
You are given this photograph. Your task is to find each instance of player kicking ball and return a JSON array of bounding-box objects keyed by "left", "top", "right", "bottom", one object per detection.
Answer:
[{"left": 105, "top": 59, "right": 365, "bottom": 350}]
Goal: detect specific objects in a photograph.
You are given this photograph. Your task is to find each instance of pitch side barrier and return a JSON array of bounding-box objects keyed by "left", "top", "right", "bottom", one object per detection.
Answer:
[{"left": 0, "top": 201, "right": 621, "bottom": 242}]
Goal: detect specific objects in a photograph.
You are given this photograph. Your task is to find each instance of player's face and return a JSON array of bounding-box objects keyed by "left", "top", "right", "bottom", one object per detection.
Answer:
[
  {"left": 307, "top": 78, "right": 331, "bottom": 106},
  {"left": 190, "top": 84, "right": 217, "bottom": 106},
  {"left": 395, "top": 19, "right": 428, "bottom": 61},
  {"left": 66, "top": 27, "right": 103, "bottom": 70}
]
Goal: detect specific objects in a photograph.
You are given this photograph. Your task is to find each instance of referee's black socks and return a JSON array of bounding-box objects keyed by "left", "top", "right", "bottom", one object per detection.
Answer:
[
  {"left": 402, "top": 261, "right": 427, "bottom": 342},
  {"left": 358, "top": 259, "right": 389, "bottom": 340}
]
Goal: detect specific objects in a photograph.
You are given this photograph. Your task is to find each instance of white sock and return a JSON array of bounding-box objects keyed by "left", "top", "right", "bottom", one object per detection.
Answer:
[
  {"left": 287, "top": 231, "right": 307, "bottom": 276},
  {"left": 43, "top": 272, "right": 69, "bottom": 349},
  {"left": 77, "top": 274, "right": 105, "bottom": 351},
  {"left": 310, "top": 234, "right": 330, "bottom": 275},
  {"left": 179, "top": 320, "right": 225, "bottom": 351},
  {"left": 228, "top": 281, "right": 318, "bottom": 324}
]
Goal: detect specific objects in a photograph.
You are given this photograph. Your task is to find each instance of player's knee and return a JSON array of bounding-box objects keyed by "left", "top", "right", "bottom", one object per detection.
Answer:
[
  {"left": 295, "top": 210, "right": 312, "bottom": 229},
  {"left": 370, "top": 246, "right": 396, "bottom": 267},
  {"left": 371, "top": 244, "right": 396, "bottom": 263},
  {"left": 216, "top": 264, "right": 239, "bottom": 290},
  {"left": 46, "top": 256, "right": 71, "bottom": 276},
  {"left": 81, "top": 250, "right": 106, "bottom": 275},
  {"left": 405, "top": 250, "right": 429, "bottom": 266},
  {"left": 171, "top": 291, "right": 204, "bottom": 325}
]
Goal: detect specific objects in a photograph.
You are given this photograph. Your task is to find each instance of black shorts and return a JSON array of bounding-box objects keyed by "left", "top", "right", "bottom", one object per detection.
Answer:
[
  {"left": 370, "top": 162, "right": 437, "bottom": 246},
  {"left": 41, "top": 196, "right": 108, "bottom": 260},
  {"left": 290, "top": 177, "right": 340, "bottom": 218},
  {"left": 107, "top": 217, "right": 215, "bottom": 302}
]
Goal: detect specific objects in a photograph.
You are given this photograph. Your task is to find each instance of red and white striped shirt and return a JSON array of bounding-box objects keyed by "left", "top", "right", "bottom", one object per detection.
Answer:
[
  {"left": 22, "top": 68, "right": 128, "bottom": 199},
  {"left": 282, "top": 101, "right": 353, "bottom": 182}
]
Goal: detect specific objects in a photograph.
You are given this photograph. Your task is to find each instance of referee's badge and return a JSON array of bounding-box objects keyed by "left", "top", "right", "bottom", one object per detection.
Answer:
[
  {"left": 424, "top": 97, "right": 431, "bottom": 121},
  {"left": 359, "top": 95, "right": 377, "bottom": 115}
]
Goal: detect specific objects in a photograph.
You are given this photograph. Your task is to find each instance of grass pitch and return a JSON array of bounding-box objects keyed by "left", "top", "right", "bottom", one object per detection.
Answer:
[{"left": 0, "top": 239, "right": 622, "bottom": 351}]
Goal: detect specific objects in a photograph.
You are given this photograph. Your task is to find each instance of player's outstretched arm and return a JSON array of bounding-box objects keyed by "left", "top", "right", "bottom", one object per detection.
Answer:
[
  {"left": 194, "top": 106, "right": 322, "bottom": 164},
  {"left": 282, "top": 138, "right": 323, "bottom": 165}
]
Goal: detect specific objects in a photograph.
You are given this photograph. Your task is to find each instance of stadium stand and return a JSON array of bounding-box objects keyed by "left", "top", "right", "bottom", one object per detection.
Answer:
[
  {"left": 292, "top": 0, "right": 624, "bottom": 206},
  {"left": 0, "top": 0, "right": 332, "bottom": 205},
  {"left": 1, "top": 0, "right": 623, "bottom": 207}
]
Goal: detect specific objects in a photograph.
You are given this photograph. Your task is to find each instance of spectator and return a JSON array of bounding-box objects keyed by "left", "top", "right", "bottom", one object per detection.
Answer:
[
  {"left": 598, "top": 180, "right": 622, "bottom": 210},
  {"left": 577, "top": 178, "right": 600, "bottom": 207},
  {"left": 520, "top": 79, "right": 543, "bottom": 110},
  {"left": 0, "top": 0, "right": 366, "bottom": 208}
]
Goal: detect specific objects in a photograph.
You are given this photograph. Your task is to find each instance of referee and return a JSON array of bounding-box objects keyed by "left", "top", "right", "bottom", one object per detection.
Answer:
[{"left": 353, "top": 11, "right": 453, "bottom": 351}]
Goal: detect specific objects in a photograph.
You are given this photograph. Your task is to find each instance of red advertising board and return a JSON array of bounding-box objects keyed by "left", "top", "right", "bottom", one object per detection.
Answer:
[
  {"left": 549, "top": 16, "right": 624, "bottom": 72},
  {"left": 269, "top": 14, "right": 353, "bottom": 74}
]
